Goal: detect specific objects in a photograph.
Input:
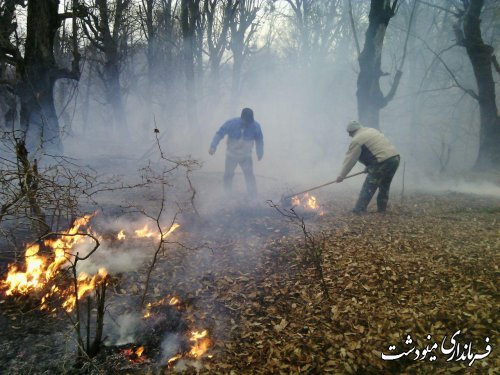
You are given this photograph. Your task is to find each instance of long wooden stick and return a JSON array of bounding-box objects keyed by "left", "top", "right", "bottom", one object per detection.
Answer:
[{"left": 284, "top": 170, "right": 367, "bottom": 200}]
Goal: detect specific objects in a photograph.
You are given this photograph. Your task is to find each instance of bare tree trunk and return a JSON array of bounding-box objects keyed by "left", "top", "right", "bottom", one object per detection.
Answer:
[
  {"left": 356, "top": 0, "right": 401, "bottom": 129},
  {"left": 205, "top": 0, "right": 232, "bottom": 84},
  {"left": 159, "top": 0, "right": 176, "bottom": 82},
  {"left": 181, "top": 0, "right": 200, "bottom": 128},
  {"left": 15, "top": 139, "right": 49, "bottom": 236},
  {"left": 230, "top": 30, "right": 244, "bottom": 105},
  {"left": 141, "top": 0, "right": 157, "bottom": 90},
  {"left": 81, "top": 54, "right": 95, "bottom": 134},
  {"left": 97, "top": 0, "right": 128, "bottom": 133},
  {"left": 103, "top": 59, "right": 127, "bottom": 131},
  {"left": 82, "top": 0, "right": 130, "bottom": 135},
  {"left": 456, "top": 0, "right": 500, "bottom": 170},
  {"left": 20, "top": 0, "right": 80, "bottom": 153},
  {"left": 228, "top": 0, "right": 258, "bottom": 110}
]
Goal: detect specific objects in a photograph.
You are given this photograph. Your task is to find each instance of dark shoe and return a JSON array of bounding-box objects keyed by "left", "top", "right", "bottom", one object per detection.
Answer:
[{"left": 351, "top": 208, "right": 366, "bottom": 215}]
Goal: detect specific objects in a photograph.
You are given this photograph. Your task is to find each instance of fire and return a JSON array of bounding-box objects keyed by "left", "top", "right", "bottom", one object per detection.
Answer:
[
  {"left": 169, "top": 296, "right": 180, "bottom": 305},
  {"left": 2, "top": 214, "right": 182, "bottom": 321},
  {"left": 122, "top": 345, "right": 146, "bottom": 363},
  {"left": 291, "top": 193, "right": 322, "bottom": 212},
  {"left": 117, "top": 230, "right": 126, "bottom": 240},
  {"left": 143, "top": 294, "right": 181, "bottom": 318},
  {"left": 135, "top": 224, "right": 156, "bottom": 238},
  {"left": 1, "top": 213, "right": 108, "bottom": 312},
  {"left": 189, "top": 330, "right": 212, "bottom": 358},
  {"left": 2, "top": 214, "right": 95, "bottom": 297},
  {"left": 133, "top": 223, "right": 180, "bottom": 240},
  {"left": 61, "top": 268, "right": 108, "bottom": 312},
  {"left": 161, "top": 223, "right": 180, "bottom": 240},
  {"left": 144, "top": 302, "right": 152, "bottom": 318},
  {"left": 3, "top": 244, "right": 45, "bottom": 295},
  {"left": 167, "top": 354, "right": 182, "bottom": 365},
  {"left": 141, "top": 296, "right": 213, "bottom": 367},
  {"left": 167, "top": 329, "right": 212, "bottom": 367}
]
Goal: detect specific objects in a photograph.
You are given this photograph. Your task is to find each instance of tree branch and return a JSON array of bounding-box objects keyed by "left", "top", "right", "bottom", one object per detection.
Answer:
[
  {"left": 492, "top": 54, "right": 500, "bottom": 75},
  {"left": 425, "top": 42, "right": 479, "bottom": 101},
  {"left": 416, "top": 0, "right": 461, "bottom": 17},
  {"left": 347, "top": 0, "right": 360, "bottom": 58},
  {"left": 382, "top": 69, "right": 403, "bottom": 107},
  {"left": 398, "top": 0, "right": 418, "bottom": 71},
  {"left": 51, "top": 67, "right": 81, "bottom": 81}
]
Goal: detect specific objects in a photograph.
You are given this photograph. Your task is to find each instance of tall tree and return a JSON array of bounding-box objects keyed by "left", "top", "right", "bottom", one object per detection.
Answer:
[
  {"left": 228, "top": 0, "right": 261, "bottom": 108},
  {"left": 0, "top": 0, "right": 81, "bottom": 153},
  {"left": 454, "top": 0, "right": 500, "bottom": 170},
  {"left": 356, "top": 0, "right": 402, "bottom": 129},
  {"left": 181, "top": 0, "right": 201, "bottom": 128},
  {"left": 284, "top": 0, "right": 343, "bottom": 68},
  {"left": 138, "top": 0, "right": 159, "bottom": 89},
  {"left": 149, "top": 0, "right": 181, "bottom": 90},
  {"left": 82, "top": 0, "right": 131, "bottom": 133},
  {"left": 204, "top": 0, "right": 233, "bottom": 82}
]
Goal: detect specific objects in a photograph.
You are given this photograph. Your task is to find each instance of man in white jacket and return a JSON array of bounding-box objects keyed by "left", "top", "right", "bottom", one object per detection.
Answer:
[{"left": 336, "top": 120, "right": 400, "bottom": 213}]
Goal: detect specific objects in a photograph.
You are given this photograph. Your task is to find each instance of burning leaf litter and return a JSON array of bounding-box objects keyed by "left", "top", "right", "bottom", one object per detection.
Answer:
[
  {"left": 0, "top": 192, "right": 498, "bottom": 373},
  {"left": 1, "top": 213, "right": 180, "bottom": 312},
  {"left": 291, "top": 193, "right": 321, "bottom": 212}
]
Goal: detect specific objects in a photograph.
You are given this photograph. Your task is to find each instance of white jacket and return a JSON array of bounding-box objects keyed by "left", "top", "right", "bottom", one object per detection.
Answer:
[{"left": 339, "top": 127, "right": 399, "bottom": 178}]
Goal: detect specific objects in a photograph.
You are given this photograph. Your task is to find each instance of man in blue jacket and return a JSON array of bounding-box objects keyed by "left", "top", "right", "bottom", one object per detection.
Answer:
[{"left": 209, "top": 108, "right": 264, "bottom": 197}]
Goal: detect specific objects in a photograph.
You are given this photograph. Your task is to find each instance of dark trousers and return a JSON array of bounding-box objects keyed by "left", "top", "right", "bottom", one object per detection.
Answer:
[
  {"left": 354, "top": 155, "right": 400, "bottom": 213},
  {"left": 223, "top": 154, "right": 257, "bottom": 197}
]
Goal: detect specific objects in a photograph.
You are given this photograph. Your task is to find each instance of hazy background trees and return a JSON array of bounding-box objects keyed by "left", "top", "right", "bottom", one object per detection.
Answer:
[{"left": 0, "top": 0, "right": 499, "bottom": 180}]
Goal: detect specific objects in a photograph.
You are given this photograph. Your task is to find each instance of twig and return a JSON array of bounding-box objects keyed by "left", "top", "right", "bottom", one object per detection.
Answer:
[
  {"left": 267, "top": 200, "right": 331, "bottom": 301},
  {"left": 416, "top": 0, "right": 461, "bottom": 17},
  {"left": 140, "top": 207, "right": 179, "bottom": 308}
]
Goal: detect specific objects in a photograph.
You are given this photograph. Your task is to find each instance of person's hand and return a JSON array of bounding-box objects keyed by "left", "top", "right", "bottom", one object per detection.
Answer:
[
  {"left": 209, "top": 148, "right": 215, "bottom": 155},
  {"left": 336, "top": 176, "right": 344, "bottom": 183}
]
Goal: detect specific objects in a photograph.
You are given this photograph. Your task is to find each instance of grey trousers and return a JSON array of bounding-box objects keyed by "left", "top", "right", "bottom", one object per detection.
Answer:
[{"left": 223, "top": 154, "right": 257, "bottom": 197}]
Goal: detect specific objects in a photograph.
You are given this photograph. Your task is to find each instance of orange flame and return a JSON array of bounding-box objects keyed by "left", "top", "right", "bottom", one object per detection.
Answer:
[
  {"left": 143, "top": 294, "right": 181, "bottom": 318},
  {"left": 144, "top": 302, "right": 152, "bottom": 318},
  {"left": 117, "top": 230, "right": 126, "bottom": 240},
  {"left": 134, "top": 223, "right": 179, "bottom": 240},
  {"left": 169, "top": 296, "right": 180, "bottom": 305},
  {"left": 3, "top": 244, "right": 45, "bottom": 295},
  {"left": 2, "top": 215, "right": 180, "bottom": 314},
  {"left": 135, "top": 224, "right": 156, "bottom": 238},
  {"left": 189, "top": 330, "right": 212, "bottom": 358},
  {"left": 61, "top": 268, "right": 108, "bottom": 312},
  {"left": 161, "top": 223, "right": 180, "bottom": 240},
  {"left": 167, "top": 329, "right": 212, "bottom": 367},
  {"left": 291, "top": 193, "right": 323, "bottom": 213},
  {"left": 168, "top": 354, "right": 182, "bottom": 365},
  {"left": 122, "top": 346, "right": 146, "bottom": 363},
  {"left": 1, "top": 213, "right": 108, "bottom": 312}
]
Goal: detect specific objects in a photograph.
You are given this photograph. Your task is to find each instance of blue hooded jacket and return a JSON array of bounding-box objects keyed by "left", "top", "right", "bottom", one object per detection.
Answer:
[{"left": 210, "top": 117, "right": 264, "bottom": 159}]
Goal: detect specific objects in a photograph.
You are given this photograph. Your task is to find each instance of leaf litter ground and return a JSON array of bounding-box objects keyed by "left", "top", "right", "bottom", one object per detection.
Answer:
[{"left": 0, "top": 190, "right": 498, "bottom": 374}]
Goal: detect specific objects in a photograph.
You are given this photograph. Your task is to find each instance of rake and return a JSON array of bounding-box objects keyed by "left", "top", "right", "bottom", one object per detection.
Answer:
[{"left": 280, "top": 170, "right": 367, "bottom": 206}]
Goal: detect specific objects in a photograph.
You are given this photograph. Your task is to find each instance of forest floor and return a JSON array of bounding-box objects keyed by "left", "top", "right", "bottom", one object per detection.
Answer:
[{"left": 0, "top": 188, "right": 499, "bottom": 375}]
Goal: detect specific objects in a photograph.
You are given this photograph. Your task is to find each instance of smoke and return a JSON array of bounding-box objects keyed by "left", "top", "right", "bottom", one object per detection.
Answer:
[
  {"left": 406, "top": 175, "right": 500, "bottom": 198},
  {"left": 48, "top": 0, "right": 500, "bottom": 355},
  {"left": 104, "top": 310, "right": 145, "bottom": 346},
  {"left": 75, "top": 241, "right": 153, "bottom": 275},
  {"left": 160, "top": 333, "right": 182, "bottom": 362},
  {"left": 73, "top": 216, "right": 176, "bottom": 276}
]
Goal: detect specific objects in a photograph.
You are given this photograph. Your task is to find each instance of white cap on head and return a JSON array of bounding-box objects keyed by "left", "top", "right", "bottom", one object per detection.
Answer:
[{"left": 346, "top": 120, "right": 361, "bottom": 133}]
